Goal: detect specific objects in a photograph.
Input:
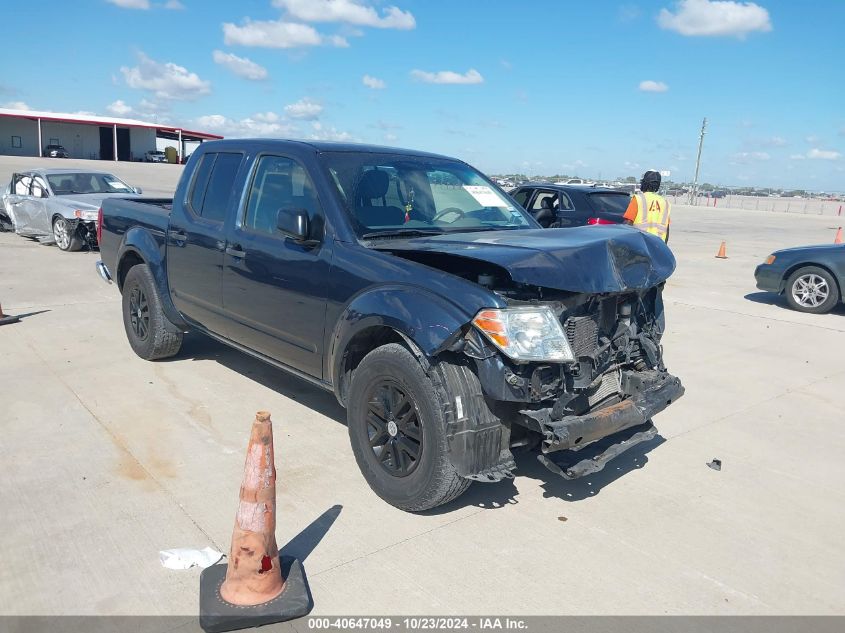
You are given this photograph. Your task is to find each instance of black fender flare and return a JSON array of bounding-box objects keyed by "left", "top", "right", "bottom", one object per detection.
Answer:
[{"left": 117, "top": 227, "right": 187, "bottom": 330}]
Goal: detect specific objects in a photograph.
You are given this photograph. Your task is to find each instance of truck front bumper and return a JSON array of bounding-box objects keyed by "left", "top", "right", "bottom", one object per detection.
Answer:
[{"left": 521, "top": 370, "right": 684, "bottom": 479}]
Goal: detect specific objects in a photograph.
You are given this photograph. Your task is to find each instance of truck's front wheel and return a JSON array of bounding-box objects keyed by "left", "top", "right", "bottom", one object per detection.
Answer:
[
  {"left": 347, "top": 343, "right": 471, "bottom": 511},
  {"left": 121, "top": 264, "right": 183, "bottom": 360}
]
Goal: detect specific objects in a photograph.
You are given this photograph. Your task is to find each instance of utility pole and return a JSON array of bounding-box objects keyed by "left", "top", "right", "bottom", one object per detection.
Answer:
[{"left": 689, "top": 117, "right": 707, "bottom": 205}]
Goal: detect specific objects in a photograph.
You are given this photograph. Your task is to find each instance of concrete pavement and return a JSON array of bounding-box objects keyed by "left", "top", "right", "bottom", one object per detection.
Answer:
[{"left": 0, "top": 203, "right": 843, "bottom": 616}]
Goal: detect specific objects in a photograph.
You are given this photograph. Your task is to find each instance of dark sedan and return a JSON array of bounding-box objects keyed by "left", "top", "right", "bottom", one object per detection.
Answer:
[
  {"left": 510, "top": 183, "right": 631, "bottom": 228},
  {"left": 42, "top": 144, "right": 69, "bottom": 158},
  {"left": 754, "top": 243, "right": 845, "bottom": 313}
]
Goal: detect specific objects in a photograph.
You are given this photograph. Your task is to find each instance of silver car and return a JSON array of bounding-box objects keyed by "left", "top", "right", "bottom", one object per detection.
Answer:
[{"left": 2, "top": 169, "right": 141, "bottom": 251}]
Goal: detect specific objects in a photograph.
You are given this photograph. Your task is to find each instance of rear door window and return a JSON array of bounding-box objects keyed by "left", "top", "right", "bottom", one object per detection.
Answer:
[
  {"left": 188, "top": 152, "right": 243, "bottom": 223},
  {"left": 511, "top": 188, "right": 532, "bottom": 208},
  {"left": 586, "top": 192, "right": 631, "bottom": 216}
]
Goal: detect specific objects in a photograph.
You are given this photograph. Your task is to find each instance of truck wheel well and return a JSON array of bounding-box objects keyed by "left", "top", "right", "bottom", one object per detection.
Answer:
[
  {"left": 338, "top": 326, "right": 406, "bottom": 406},
  {"left": 117, "top": 251, "right": 145, "bottom": 291}
]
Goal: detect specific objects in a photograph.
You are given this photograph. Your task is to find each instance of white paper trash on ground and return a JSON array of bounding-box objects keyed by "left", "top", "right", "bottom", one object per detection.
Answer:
[{"left": 159, "top": 547, "right": 224, "bottom": 570}]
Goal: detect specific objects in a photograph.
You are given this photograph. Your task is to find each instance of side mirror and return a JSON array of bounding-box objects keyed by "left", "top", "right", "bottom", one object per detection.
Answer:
[
  {"left": 276, "top": 208, "right": 310, "bottom": 241},
  {"left": 133, "top": 186, "right": 143, "bottom": 195},
  {"left": 40, "top": 189, "right": 49, "bottom": 198}
]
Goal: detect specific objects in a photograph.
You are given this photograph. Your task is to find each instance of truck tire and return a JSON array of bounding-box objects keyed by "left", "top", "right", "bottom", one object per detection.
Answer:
[
  {"left": 121, "top": 264, "right": 183, "bottom": 360},
  {"left": 347, "top": 343, "right": 472, "bottom": 511},
  {"left": 52, "top": 216, "right": 83, "bottom": 252},
  {"left": 785, "top": 266, "right": 840, "bottom": 314}
]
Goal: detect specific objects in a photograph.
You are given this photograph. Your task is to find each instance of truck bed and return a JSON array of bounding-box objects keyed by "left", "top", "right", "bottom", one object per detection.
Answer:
[{"left": 99, "top": 197, "right": 174, "bottom": 285}]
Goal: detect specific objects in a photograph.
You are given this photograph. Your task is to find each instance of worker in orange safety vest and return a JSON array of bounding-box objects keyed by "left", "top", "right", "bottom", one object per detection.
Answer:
[{"left": 622, "top": 170, "right": 670, "bottom": 243}]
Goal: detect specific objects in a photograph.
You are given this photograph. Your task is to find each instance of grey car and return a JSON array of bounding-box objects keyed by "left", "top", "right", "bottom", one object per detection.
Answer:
[{"left": 2, "top": 169, "right": 141, "bottom": 251}]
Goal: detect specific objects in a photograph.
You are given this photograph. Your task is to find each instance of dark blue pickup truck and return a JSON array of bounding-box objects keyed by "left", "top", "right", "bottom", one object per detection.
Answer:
[{"left": 96, "top": 139, "right": 683, "bottom": 511}]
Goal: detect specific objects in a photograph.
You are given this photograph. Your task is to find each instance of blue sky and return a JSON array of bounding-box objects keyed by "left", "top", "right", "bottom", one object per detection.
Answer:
[{"left": 2, "top": 0, "right": 843, "bottom": 190}]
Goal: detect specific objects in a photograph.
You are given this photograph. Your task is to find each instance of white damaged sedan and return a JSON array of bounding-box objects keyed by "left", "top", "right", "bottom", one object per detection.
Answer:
[{"left": 1, "top": 168, "right": 141, "bottom": 251}]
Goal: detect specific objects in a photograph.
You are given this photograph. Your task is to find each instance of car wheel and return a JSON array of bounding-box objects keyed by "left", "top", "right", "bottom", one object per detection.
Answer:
[
  {"left": 785, "top": 266, "right": 840, "bottom": 314},
  {"left": 52, "top": 216, "right": 83, "bottom": 252},
  {"left": 121, "top": 264, "right": 183, "bottom": 360},
  {"left": 347, "top": 343, "right": 472, "bottom": 511}
]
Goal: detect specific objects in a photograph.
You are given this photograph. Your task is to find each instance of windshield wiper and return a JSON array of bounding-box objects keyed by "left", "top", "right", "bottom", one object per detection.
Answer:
[{"left": 361, "top": 228, "right": 445, "bottom": 240}]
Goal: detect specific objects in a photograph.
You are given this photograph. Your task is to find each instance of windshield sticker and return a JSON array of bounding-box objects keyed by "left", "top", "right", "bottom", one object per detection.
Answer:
[
  {"left": 104, "top": 177, "right": 131, "bottom": 190},
  {"left": 463, "top": 185, "right": 508, "bottom": 207}
]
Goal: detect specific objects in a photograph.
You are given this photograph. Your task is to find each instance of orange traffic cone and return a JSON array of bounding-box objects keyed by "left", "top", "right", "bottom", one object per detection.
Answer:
[
  {"left": 715, "top": 241, "right": 728, "bottom": 259},
  {"left": 835, "top": 227, "right": 843, "bottom": 244},
  {"left": 199, "top": 411, "right": 311, "bottom": 632},
  {"left": 0, "top": 301, "right": 20, "bottom": 326}
]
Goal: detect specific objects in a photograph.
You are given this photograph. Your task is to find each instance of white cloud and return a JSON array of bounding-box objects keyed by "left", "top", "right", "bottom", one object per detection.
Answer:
[
  {"left": 284, "top": 98, "right": 323, "bottom": 120},
  {"left": 121, "top": 52, "right": 211, "bottom": 100},
  {"left": 164, "top": 0, "right": 184, "bottom": 8},
  {"left": 106, "top": 99, "right": 133, "bottom": 115},
  {"left": 658, "top": 0, "right": 772, "bottom": 37},
  {"left": 732, "top": 151, "right": 771, "bottom": 163},
  {"left": 638, "top": 80, "right": 669, "bottom": 92},
  {"left": 194, "top": 112, "right": 298, "bottom": 138},
  {"left": 2, "top": 101, "right": 31, "bottom": 110},
  {"left": 410, "top": 68, "right": 484, "bottom": 85},
  {"left": 106, "top": 0, "right": 150, "bottom": 8},
  {"left": 384, "top": 133, "right": 398, "bottom": 142},
  {"left": 212, "top": 50, "right": 268, "bottom": 81},
  {"left": 807, "top": 148, "right": 841, "bottom": 160},
  {"left": 362, "top": 74, "right": 385, "bottom": 89},
  {"left": 223, "top": 19, "right": 346, "bottom": 48},
  {"left": 789, "top": 154, "right": 805, "bottom": 160},
  {"left": 309, "top": 121, "right": 355, "bottom": 142},
  {"left": 272, "top": 0, "right": 415, "bottom": 29}
]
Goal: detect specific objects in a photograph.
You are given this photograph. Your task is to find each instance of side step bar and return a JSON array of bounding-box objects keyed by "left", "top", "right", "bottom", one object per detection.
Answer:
[{"left": 536, "top": 422, "right": 658, "bottom": 480}]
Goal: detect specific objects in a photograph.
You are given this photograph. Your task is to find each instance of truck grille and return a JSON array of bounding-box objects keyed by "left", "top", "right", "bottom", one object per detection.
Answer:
[{"left": 564, "top": 315, "right": 599, "bottom": 357}]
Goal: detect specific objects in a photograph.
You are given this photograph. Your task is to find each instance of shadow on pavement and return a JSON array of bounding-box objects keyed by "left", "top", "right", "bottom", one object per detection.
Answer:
[
  {"left": 282, "top": 504, "right": 343, "bottom": 562},
  {"left": 173, "top": 332, "right": 346, "bottom": 425},
  {"left": 0, "top": 309, "right": 51, "bottom": 325},
  {"left": 424, "top": 435, "right": 666, "bottom": 514},
  {"left": 744, "top": 291, "right": 845, "bottom": 315}
]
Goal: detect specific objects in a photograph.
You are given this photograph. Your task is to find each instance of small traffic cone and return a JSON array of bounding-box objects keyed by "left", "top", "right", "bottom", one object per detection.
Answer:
[
  {"left": 835, "top": 227, "right": 843, "bottom": 244},
  {"left": 715, "top": 241, "right": 728, "bottom": 259},
  {"left": 199, "top": 411, "right": 311, "bottom": 633},
  {"left": 0, "top": 301, "right": 20, "bottom": 326}
]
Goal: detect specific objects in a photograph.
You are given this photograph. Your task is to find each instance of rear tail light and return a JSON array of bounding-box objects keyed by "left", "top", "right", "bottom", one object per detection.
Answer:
[
  {"left": 96, "top": 207, "right": 103, "bottom": 244},
  {"left": 586, "top": 217, "right": 616, "bottom": 225}
]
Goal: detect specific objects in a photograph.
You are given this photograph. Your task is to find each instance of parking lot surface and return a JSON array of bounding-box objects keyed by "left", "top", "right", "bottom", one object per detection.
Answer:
[{"left": 1, "top": 200, "right": 843, "bottom": 616}]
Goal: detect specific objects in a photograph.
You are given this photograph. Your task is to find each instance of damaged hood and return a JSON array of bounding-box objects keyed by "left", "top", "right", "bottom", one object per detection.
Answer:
[
  {"left": 381, "top": 226, "right": 676, "bottom": 293},
  {"left": 52, "top": 192, "right": 142, "bottom": 210}
]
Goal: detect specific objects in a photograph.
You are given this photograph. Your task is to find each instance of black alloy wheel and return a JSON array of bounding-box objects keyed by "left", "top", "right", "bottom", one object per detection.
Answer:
[
  {"left": 128, "top": 286, "right": 150, "bottom": 341},
  {"left": 365, "top": 380, "right": 423, "bottom": 477}
]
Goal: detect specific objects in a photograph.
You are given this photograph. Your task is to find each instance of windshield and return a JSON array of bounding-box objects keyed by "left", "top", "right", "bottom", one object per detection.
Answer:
[
  {"left": 46, "top": 172, "right": 135, "bottom": 195},
  {"left": 319, "top": 151, "right": 535, "bottom": 237}
]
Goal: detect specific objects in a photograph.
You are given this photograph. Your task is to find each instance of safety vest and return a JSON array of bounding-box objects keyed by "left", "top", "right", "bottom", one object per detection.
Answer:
[{"left": 633, "top": 192, "right": 670, "bottom": 241}]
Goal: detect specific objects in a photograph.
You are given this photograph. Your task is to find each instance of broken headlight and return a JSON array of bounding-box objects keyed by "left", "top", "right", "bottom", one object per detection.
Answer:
[{"left": 472, "top": 307, "right": 575, "bottom": 362}]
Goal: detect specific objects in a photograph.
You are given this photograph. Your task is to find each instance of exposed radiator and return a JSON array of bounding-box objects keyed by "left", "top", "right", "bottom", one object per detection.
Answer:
[{"left": 564, "top": 315, "right": 599, "bottom": 357}]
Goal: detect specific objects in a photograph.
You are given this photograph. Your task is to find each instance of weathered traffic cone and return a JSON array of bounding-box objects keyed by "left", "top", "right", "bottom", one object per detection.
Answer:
[
  {"left": 835, "top": 227, "right": 843, "bottom": 244},
  {"left": 199, "top": 411, "right": 311, "bottom": 633},
  {"left": 0, "top": 301, "right": 20, "bottom": 326},
  {"left": 715, "top": 241, "right": 728, "bottom": 259}
]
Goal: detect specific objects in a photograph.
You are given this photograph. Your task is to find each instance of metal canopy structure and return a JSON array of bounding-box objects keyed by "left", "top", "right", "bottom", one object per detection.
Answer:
[{"left": 0, "top": 107, "right": 223, "bottom": 162}]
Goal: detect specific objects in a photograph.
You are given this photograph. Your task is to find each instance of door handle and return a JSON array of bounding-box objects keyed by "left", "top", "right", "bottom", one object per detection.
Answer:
[
  {"left": 225, "top": 245, "right": 246, "bottom": 258},
  {"left": 168, "top": 229, "right": 187, "bottom": 241}
]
